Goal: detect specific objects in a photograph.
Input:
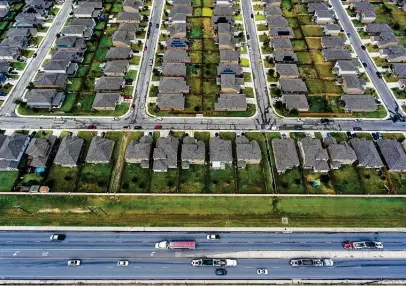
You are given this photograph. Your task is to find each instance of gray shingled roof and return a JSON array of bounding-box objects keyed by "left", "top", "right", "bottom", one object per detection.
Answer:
[
  {"left": 341, "top": 95, "right": 377, "bottom": 111},
  {"left": 393, "top": 64, "right": 406, "bottom": 77},
  {"left": 85, "top": 136, "right": 115, "bottom": 163},
  {"left": 156, "top": 93, "right": 185, "bottom": 110},
  {"left": 217, "top": 64, "right": 243, "bottom": 76},
  {"left": 181, "top": 136, "right": 205, "bottom": 162},
  {"left": 25, "top": 135, "right": 57, "bottom": 168},
  {"left": 92, "top": 93, "right": 120, "bottom": 109},
  {"left": 327, "top": 142, "right": 357, "bottom": 168},
  {"left": 376, "top": 139, "right": 406, "bottom": 171},
  {"left": 321, "top": 36, "right": 346, "bottom": 49},
  {"left": 104, "top": 60, "right": 129, "bottom": 75},
  {"left": 106, "top": 47, "right": 132, "bottom": 59},
  {"left": 299, "top": 137, "right": 330, "bottom": 172},
  {"left": 334, "top": 60, "right": 361, "bottom": 73},
  {"left": 95, "top": 77, "right": 124, "bottom": 91},
  {"left": 25, "top": 89, "right": 57, "bottom": 105},
  {"left": 163, "top": 50, "right": 191, "bottom": 63},
  {"left": 210, "top": 137, "right": 233, "bottom": 163},
  {"left": 273, "top": 51, "right": 298, "bottom": 62},
  {"left": 275, "top": 63, "right": 299, "bottom": 77},
  {"left": 279, "top": 78, "right": 308, "bottom": 93},
  {"left": 272, "top": 138, "right": 300, "bottom": 173},
  {"left": 162, "top": 63, "right": 186, "bottom": 77},
  {"left": 153, "top": 135, "right": 179, "bottom": 171},
  {"left": 158, "top": 77, "right": 189, "bottom": 93},
  {"left": 220, "top": 50, "right": 240, "bottom": 62},
  {"left": 214, "top": 94, "right": 247, "bottom": 111},
  {"left": 236, "top": 135, "right": 262, "bottom": 163},
  {"left": 282, "top": 94, "right": 309, "bottom": 110},
  {"left": 323, "top": 49, "right": 352, "bottom": 61},
  {"left": 125, "top": 136, "right": 153, "bottom": 162},
  {"left": 350, "top": 138, "right": 383, "bottom": 168},
  {"left": 0, "top": 133, "right": 29, "bottom": 161},
  {"left": 54, "top": 135, "right": 84, "bottom": 167},
  {"left": 34, "top": 73, "right": 68, "bottom": 88},
  {"left": 271, "top": 38, "right": 293, "bottom": 50}
]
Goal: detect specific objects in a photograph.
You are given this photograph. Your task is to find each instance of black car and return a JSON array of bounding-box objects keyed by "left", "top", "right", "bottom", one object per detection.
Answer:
[
  {"left": 362, "top": 61, "right": 367, "bottom": 67},
  {"left": 215, "top": 268, "right": 227, "bottom": 276},
  {"left": 50, "top": 234, "right": 66, "bottom": 241},
  {"left": 156, "top": 23, "right": 159, "bottom": 28},
  {"left": 33, "top": 53, "right": 37, "bottom": 58},
  {"left": 353, "top": 127, "right": 362, "bottom": 131},
  {"left": 133, "top": 126, "right": 142, "bottom": 129},
  {"left": 346, "top": 131, "right": 353, "bottom": 139},
  {"left": 376, "top": 71, "right": 382, "bottom": 78},
  {"left": 148, "top": 22, "right": 152, "bottom": 27},
  {"left": 320, "top": 118, "right": 330, "bottom": 124},
  {"left": 294, "top": 125, "right": 303, "bottom": 130},
  {"left": 361, "top": 45, "right": 366, "bottom": 50}
]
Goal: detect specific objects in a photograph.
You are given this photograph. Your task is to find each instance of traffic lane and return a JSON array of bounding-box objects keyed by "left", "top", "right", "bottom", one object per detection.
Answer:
[{"left": 1, "top": 258, "right": 406, "bottom": 280}]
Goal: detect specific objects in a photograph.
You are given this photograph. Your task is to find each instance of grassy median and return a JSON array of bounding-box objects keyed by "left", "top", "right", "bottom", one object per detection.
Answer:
[{"left": 0, "top": 195, "right": 406, "bottom": 227}]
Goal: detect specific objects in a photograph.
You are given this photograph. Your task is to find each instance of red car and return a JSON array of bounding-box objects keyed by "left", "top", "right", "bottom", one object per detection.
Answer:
[
  {"left": 131, "top": 104, "right": 135, "bottom": 110},
  {"left": 144, "top": 46, "right": 147, "bottom": 51},
  {"left": 153, "top": 125, "right": 162, "bottom": 129},
  {"left": 87, "top": 124, "right": 97, "bottom": 129}
]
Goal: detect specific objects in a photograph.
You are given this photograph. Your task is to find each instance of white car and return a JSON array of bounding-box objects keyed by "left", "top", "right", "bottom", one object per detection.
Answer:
[
  {"left": 67, "top": 260, "right": 81, "bottom": 266},
  {"left": 117, "top": 260, "right": 129, "bottom": 267},
  {"left": 50, "top": 234, "right": 66, "bottom": 241},
  {"left": 207, "top": 234, "right": 220, "bottom": 240},
  {"left": 257, "top": 268, "right": 268, "bottom": 275}
]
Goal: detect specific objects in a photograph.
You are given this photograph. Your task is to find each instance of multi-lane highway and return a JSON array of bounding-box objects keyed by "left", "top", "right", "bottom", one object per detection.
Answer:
[{"left": 1, "top": 231, "right": 406, "bottom": 281}]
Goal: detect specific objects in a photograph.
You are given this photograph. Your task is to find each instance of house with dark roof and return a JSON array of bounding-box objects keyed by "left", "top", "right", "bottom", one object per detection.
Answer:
[
  {"left": 158, "top": 77, "right": 189, "bottom": 93},
  {"left": 218, "top": 74, "right": 244, "bottom": 93},
  {"left": 272, "top": 138, "right": 300, "bottom": 173},
  {"left": 25, "top": 135, "right": 57, "bottom": 169},
  {"left": 298, "top": 137, "right": 330, "bottom": 172},
  {"left": 55, "top": 36, "right": 86, "bottom": 51},
  {"left": 376, "top": 139, "right": 406, "bottom": 172},
  {"left": 54, "top": 135, "right": 84, "bottom": 167},
  {"left": 162, "top": 63, "right": 187, "bottom": 77},
  {"left": 264, "top": 5, "right": 282, "bottom": 16},
  {"left": 153, "top": 135, "right": 179, "bottom": 172},
  {"left": 269, "top": 27, "right": 294, "bottom": 38},
  {"left": 321, "top": 36, "right": 345, "bottom": 49},
  {"left": 282, "top": 94, "right": 309, "bottom": 111},
  {"left": 366, "top": 23, "right": 392, "bottom": 35},
  {"left": 125, "top": 136, "right": 153, "bottom": 168},
  {"left": 273, "top": 51, "right": 298, "bottom": 63},
  {"left": 275, "top": 63, "right": 299, "bottom": 78},
  {"left": 33, "top": 73, "right": 68, "bottom": 89},
  {"left": 181, "top": 136, "right": 205, "bottom": 169},
  {"left": 220, "top": 50, "right": 240, "bottom": 64},
  {"left": 214, "top": 94, "right": 247, "bottom": 111},
  {"left": 217, "top": 64, "right": 243, "bottom": 76},
  {"left": 333, "top": 60, "right": 362, "bottom": 75},
  {"left": 392, "top": 64, "right": 406, "bottom": 78},
  {"left": 95, "top": 77, "right": 124, "bottom": 92},
  {"left": 112, "top": 30, "right": 134, "bottom": 47},
  {"left": 313, "top": 9, "right": 335, "bottom": 24},
  {"left": 168, "top": 23, "right": 187, "bottom": 38},
  {"left": 379, "top": 45, "right": 406, "bottom": 63},
  {"left": 236, "top": 135, "right": 262, "bottom": 168},
  {"left": 116, "top": 11, "right": 141, "bottom": 23},
  {"left": 86, "top": 136, "right": 115, "bottom": 164},
  {"left": 217, "top": 33, "right": 236, "bottom": 50},
  {"left": 0, "top": 46, "right": 21, "bottom": 62},
  {"left": 341, "top": 94, "right": 377, "bottom": 112},
  {"left": 166, "top": 38, "right": 189, "bottom": 50},
  {"left": 61, "top": 25, "right": 93, "bottom": 39},
  {"left": 163, "top": 50, "right": 191, "bottom": 63},
  {"left": 325, "top": 139, "right": 357, "bottom": 169},
  {"left": 92, "top": 93, "right": 121, "bottom": 110},
  {"left": 350, "top": 138, "right": 383, "bottom": 169},
  {"left": 156, "top": 93, "right": 185, "bottom": 111},
  {"left": 104, "top": 61, "right": 129, "bottom": 77},
  {"left": 322, "top": 49, "right": 352, "bottom": 61},
  {"left": 42, "top": 60, "right": 78, "bottom": 75},
  {"left": 271, "top": 38, "right": 293, "bottom": 51},
  {"left": 25, "top": 89, "right": 65, "bottom": 108},
  {"left": 307, "top": 2, "right": 329, "bottom": 12},
  {"left": 210, "top": 137, "right": 233, "bottom": 169},
  {"left": 357, "top": 11, "right": 376, "bottom": 24},
  {"left": 52, "top": 50, "right": 84, "bottom": 63},
  {"left": 371, "top": 31, "right": 398, "bottom": 48},
  {"left": 123, "top": 0, "right": 143, "bottom": 12},
  {"left": 323, "top": 24, "right": 341, "bottom": 36},
  {"left": 341, "top": 75, "right": 366, "bottom": 94},
  {"left": 0, "top": 36, "right": 28, "bottom": 49},
  {"left": 266, "top": 16, "right": 288, "bottom": 27},
  {"left": 106, "top": 47, "right": 132, "bottom": 60},
  {"left": 279, "top": 78, "right": 308, "bottom": 94},
  {"left": 0, "top": 133, "right": 30, "bottom": 171}
]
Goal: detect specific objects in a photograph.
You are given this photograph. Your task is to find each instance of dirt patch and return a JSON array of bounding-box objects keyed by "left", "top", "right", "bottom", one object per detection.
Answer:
[{"left": 38, "top": 208, "right": 61, "bottom": 213}]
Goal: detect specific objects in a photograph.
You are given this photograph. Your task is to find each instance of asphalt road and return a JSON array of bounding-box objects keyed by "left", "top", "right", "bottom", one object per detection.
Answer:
[
  {"left": 2, "top": 231, "right": 406, "bottom": 260},
  {"left": 1, "top": 258, "right": 406, "bottom": 280}
]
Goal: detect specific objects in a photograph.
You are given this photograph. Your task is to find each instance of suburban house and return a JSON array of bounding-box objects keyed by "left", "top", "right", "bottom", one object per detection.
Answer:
[
  {"left": 366, "top": 23, "right": 392, "bottom": 35},
  {"left": 168, "top": 23, "right": 187, "bottom": 38},
  {"left": 24, "top": 89, "right": 65, "bottom": 108},
  {"left": 0, "top": 46, "right": 21, "bottom": 62},
  {"left": 218, "top": 74, "right": 244, "bottom": 93},
  {"left": 298, "top": 137, "right": 330, "bottom": 172},
  {"left": 104, "top": 60, "right": 129, "bottom": 77},
  {"left": 162, "top": 63, "right": 187, "bottom": 77},
  {"left": 158, "top": 77, "right": 189, "bottom": 93},
  {"left": 163, "top": 50, "right": 191, "bottom": 63},
  {"left": 307, "top": 2, "right": 329, "bottom": 13},
  {"left": 92, "top": 93, "right": 121, "bottom": 111},
  {"left": 351, "top": 1, "right": 374, "bottom": 12},
  {"left": 325, "top": 138, "right": 357, "bottom": 169},
  {"left": 322, "top": 49, "right": 352, "bottom": 61},
  {"left": 73, "top": 1, "right": 103, "bottom": 18},
  {"left": 321, "top": 36, "right": 345, "bottom": 49},
  {"left": 264, "top": 5, "right": 283, "bottom": 16},
  {"left": 210, "top": 137, "right": 233, "bottom": 169},
  {"left": 266, "top": 16, "right": 288, "bottom": 27},
  {"left": 0, "top": 133, "right": 30, "bottom": 171},
  {"left": 282, "top": 94, "right": 310, "bottom": 111},
  {"left": 152, "top": 135, "right": 179, "bottom": 172},
  {"left": 273, "top": 51, "right": 298, "bottom": 63},
  {"left": 217, "top": 33, "right": 236, "bottom": 50},
  {"left": 220, "top": 50, "right": 240, "bottom": 64},
  {"left": 166, "top": 38, "right": 189, "bottom": 50},
  {"left": 279, "top": 78, "right": 308, "bottom": 94},
  {"left": 333, "top": 60, "right": 362, "bottom": 75},
  {"left": 156, "top": 93, "right": 185, "bottom": 111},
  {"left": 350, "top": 138, "right": 383, "bottom": 168},
  {"left": 123, "top": 0, "right": 143, "bottom": 13},
  {"left": 94, "top": 77, "right": 124, "bottom": 92},
  {"left": 116, "top": 12, "right": 141, "bottom": 24},
  {"left": 52, "top": 50, "right": 84, "bottom": 63},
  {"left": 214, "top": 94, "right": 247, "bottom": 111},
  {"left": 371, "top": 31, "right": 398, "bottom": 48},
  {"left": 218, "top": 64, "right": 243, "bottom": 76},
  {"left": 271, "top": 138, "right": 300, "bottom": 173},
  {"left": 33, "top": 73, "right": 68, "bottom": 89},
  {"left": 376, "top": 139, "right": 406, "bottom": 172},
  {"left": 392, "top": 64, "right": 406, "bottom": 78},
  {"left": 0, "top": 36, "right": 28, "bottom": 49},
  {"left": 341, "top": 74, "right": 366, "bottom": 94},
  {"left": 55, "top": 36, "right": 86, "bottom": 50},
  {"left": 85, "top": 136, "right": 115, "bottom": 164},
  {"left": 106, "top": 47, "right": 132, "bottom": 60},
  {"left": 42, "top": 59, "right": 78, "bottom": 75},
  {"left": 323, "top": 24, "right": 341, "bottom": 36},
  {"left": 112, "top": 30, "right": 134, "bottom": 47},
  {"left": 181, "top": 136, "right": 205, "bottom": 169},
  {"left": 313, "top": 10, "right": 335, "bottom": 24},
  {"left": 236, "top": 135, "right": 262, "bottom": 168},
  {"left": 53, "top": 135, "right": 84, "bottom": 167},
  {"left": 379, "top": 45, "right": 406, "bottom": 63},
  {"left": 60, "top": 25, "right": 93, "bottom": 39},
  {"left": 341, "top": 94, "right": 377, "bottom": 112},
  {"left": 275, "top": 63, "right": 300, "bottom": 78},
  {"left": 125, "top": 136, "right": 153, "bottom": 168},
  {"left": 269, "top": 27, "right": 294, "bottom": 38},
  {"left": 25, "top": 135, "right": 57, "bottom": 169},
  {"left": 69, "top": 18, "right": 96, "bottom": 30},
  {"left": 357, "top": 11, "right": 376, "bottom": 23},
  {"left": 271, "top": 38, "right": 293, "bottom": 51}
]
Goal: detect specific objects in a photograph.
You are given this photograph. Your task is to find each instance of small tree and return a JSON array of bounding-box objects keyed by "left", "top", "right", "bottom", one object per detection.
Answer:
[{"left": 289, "top": 108, "right": 299, "bottom": 116}]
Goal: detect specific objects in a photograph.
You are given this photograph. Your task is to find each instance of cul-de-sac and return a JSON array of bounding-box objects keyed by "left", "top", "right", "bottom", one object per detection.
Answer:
[{"left": 1, "top": 0, "right": 406, "bottom": 283}]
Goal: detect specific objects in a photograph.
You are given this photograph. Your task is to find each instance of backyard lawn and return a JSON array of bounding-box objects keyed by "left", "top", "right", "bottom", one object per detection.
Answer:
[
  {"left": 150, "top": 169, "right": 179, "bottom": 193},
  {"left": 332, "top": 166, "right": 363, "bottom": 194},
  {"left": 77, "top": 164, "right": 112, "bottom": 193},
  {"left": 121, "top": 164, "right": 151, "bottom": 193},
  {"left": 276, "top": 168, "right": 306, "bottom": 194},
  {"left": 209, "top": 166, "right": 236, "bottom": 193},
  {"left": 46, "top": 165, "right": 80, "bottom": 193},
  {"left": 179, "top": 165, "right": 207, "bottom": 193},
  {"left": 0, "top": 171, "right": 18, "bottom": 192}
]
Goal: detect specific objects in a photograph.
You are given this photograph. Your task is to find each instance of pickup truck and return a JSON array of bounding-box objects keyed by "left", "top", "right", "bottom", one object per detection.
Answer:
[
  {"left": 343, "top": 241, "right": 383, "bottom": 249},
  {"left": 290, "top": 258, "right": 333, "bottom": 267},
  {"left": 191, "top": 258, "right": 237, "bottom": 267}
]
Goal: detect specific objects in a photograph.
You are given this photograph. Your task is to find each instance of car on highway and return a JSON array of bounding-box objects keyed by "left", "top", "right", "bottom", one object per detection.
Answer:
[
  {"left": 67, "top": 260, "right": 81, "bottom": 266},
  {"left": 290, "top": 258, "right": 333, "bottom": 267},
  {"left": 343, "top": 241, "right": 383, "bottom": 249},
  {"left": 133, "top": 126, "right": 142, "bottom": 129},
  {"left": 294, "top": 125, "right": 303, "bottom": 130},
  {"left": 257, "top": 268, "right": 268, "bottom": 275},
  {"left": 353, "top": 127, "right": 362, "bottom": 131},
  {"left": 117, "top": 260, "right": 129, "bottom": 266},
  {"left": 87, "top": 124, "right": 97, "bottom": 129},
  {"left": 354, "top": 119, "right": 362, "bottom": 122},
  {"left": 215, "top": 268, "right": 227, "bottom": 275},
  {"left": 207, "top": 234, "right": 220, "bottom": 240},
  {"left": 320, "top": 118, "right": 330, "bottom": 124},
  {"left": 33, "top": 53, "right": 37, "bottom": 58},
  {"left": 154, "top": 125, "right": 162, "bottom": 129},
  {"left": 50, "top": 234, "right": 66, "bottom": 241}
]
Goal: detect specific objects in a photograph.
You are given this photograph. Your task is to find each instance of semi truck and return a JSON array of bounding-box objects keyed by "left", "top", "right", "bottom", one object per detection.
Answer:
[
  {"left": 343, "top": 241, "right": 383, "bottom": 249},
  {"left": 191, "top": 258, "right": 237, "bottom": 267},
  {"left": 155, "top": 241, "right": 196, "bottom": 249}
]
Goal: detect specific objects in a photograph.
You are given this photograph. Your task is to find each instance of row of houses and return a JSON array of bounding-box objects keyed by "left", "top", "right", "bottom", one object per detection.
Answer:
[
  {"left": 156, "top": 0, "right": 191, "bottom": 111},
  {"left": 124, "top": 134, "right": 262, "bottom": 172},
  {"left": 272, "top": 135, "right": 406, "bottom": 174},
  {"left": 213, "top": 0, "right": 247, "bottom": 111}
]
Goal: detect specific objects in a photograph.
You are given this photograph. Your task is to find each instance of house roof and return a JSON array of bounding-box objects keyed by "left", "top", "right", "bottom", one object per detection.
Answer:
[
  {"left": 361, "top": 10, "right": 376, "bottom": 18},
  {"left": 264, "top": 5, "right": 282, "bottom": 16},
  {"left": 366, "top": 23, "right": 392, "bottom": 34},
  {"left": 0, "top": 133, "right": 29, "bottom": 161},
  {"left": 381, "top": 45, "right": 406, "bottom": 61},
  {"left": 117, "top": 11, "right": 141, "bottom": 21},
  {"left": 376, "top": 139, "right": 406, "bottom": 171},
  {"left": 217, "top": 63, "right": 243, "bottom": 76},
  {"left": 220, "top": 50, "right": 240, "bottom": 62},
  {"left": 269, "top": 27, "right": 294, "bottom": 38},
  {"left": 181, "top": 136, "right": 205, "bottom": 162},
  {"left": 34, "top": 73, "right": 68, "bottom": 88},
  {"left": 118, "top": 23, "right": 139, "bottom": 32},
  {"left": 52, "top": 50, "right": 84, "bottom": 63},
  {"left": 321, "top": 36, "right": 345, "bottom": 48},
  {"left": 153, "top": 135, "right": 179, "bottom": 171},
  {"left": 54, "top": 135, "right": 84, "bottom": 166},
  {"left": 275, "top": 63, "right": 299, "bottom": 77},
  {"left": 25, "top": 135, "right": 56, "bottom": 168},
  {"left": 156, "top": 93, "right": 185, "bottom": 110},
  {"left": 342, "top": 74, "right": 366, "bottom": 90},
  {"left": 327, "top": 142, "right": 357, "bottom": 167},
  {"left": 279, "top": 78, "right": 308, "bottom": 93},
  {"left": 350, "top": 138, "right": 383, "bottom": 168},
  {"left": 69, "top": 18, "right": 96, "bottom": 28},
  {"left": 162, "top": 63, "right": 187, "bottom": 76},
  {"left": 92, "top": 93, "right": 120, "bottom": 109},
  {"left": 0, "top": 36, "right": 27, "bottom": 49},
  {"left": 299, "top": 137, "right": 330, "bottom": 172},
  {"left": 86, "top": 136, "right": 115, "bottom": 163},
  {"left": 168, "top": 23, "right": 186, "bottom": 37},
  {"left": 271, "top": 38, "right": 293, "bottom": 49},
  {"left": 106, "top": 47, "right": 132, "bottom": 59},
  {"left": 266, "top": 16, "right": 288, "bottom": 27},
  {"left": 220, "top": 73, "right": 243, "bottom": 92},
  {"left": 210, "top": 137, "right": 233, "bottom": 162},
  {"left": 158, "top": 77, "right": 189, "bottom": 93},
  {"left": 112, "top": 30, "right": 133, "bottom": 45},
  {"left": 323, "top": 48, "right": 352, "bottom": 61},
  {"left": 236, "top": 136, "right": 262, "bottom": 162},
  {"left": 214, "top": 94, "right": 247, "bottom": 111},
  {"left": 272, "top": 138, "right": 300, "bottom": 173},
  {"left": 170, "top": 5, "right": 193, "bottom": 17},
  {"left": 125, "top": 136, "right": 153, "bottom": 162},
  {"left": 307, "top": 2, "right": 329, "bottom": 12},
  {"left": 104, "top": 60, "right": 129, "bottom": 74},
  {"left": 393, "top": 64, "right": 406, "bottom": 77},
  {"left": 341, "top": 94, "right": 377, "bottom": 111},
  {"left": 166, "top": 38, "right": 189, "bottom": 49},
  {"left": 0, "top": 61, "right": 10, "bottom": 73},
  {"left": 314, "top": 9, "right": 335, "bottom": 19},
  {"left": 0, "top": 46, "right": 20, "bottom": 58},
  {"left": 282, "top": 94, "right": 309, "bottom": 110},
  {"left": 163, "top": 50, "right": 190, "bottom": 63},
  {"left": 273, "top": 51, "right": 298, "bottom": 62},
  {"left": 353, "top": 1, "right": 374, "bottom": 11},
  {"left": 213, "top": 6, "right": 233, "bottom": 16},
  {"left": 373, "top": 31, "right": 398, "bottom": 47},
  {"left": 335, "top": 60, "right": 361, "bottom": 72},
  {"left": 324, "top": 23, "right": 341, "bottom": 32},
  {"left": 55, "top": 36, "right": 86, "bottom": 49},
  {"left": 25, "top": 89, "right": 57, "bottom": 104},
  {"left": 95, "top": 77, "right": 124, "bottom": 91},
  {"left": 42, "top": 59, "right": 72, "bottom": 72}
]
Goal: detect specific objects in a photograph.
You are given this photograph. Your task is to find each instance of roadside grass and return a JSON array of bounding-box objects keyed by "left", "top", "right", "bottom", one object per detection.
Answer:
[
  {"left": 2, "top": 196, "right": 406, "bottom": 227},
  {"left": 121, "top": 164, "right": 151, "bottom": 193},
  {"left": 77, "top": 164, "right": 112, "bottom": 193},
  {"left": 179, "top": 164, "right": 207, "bottom": 193},
  {"left": 0, "top": 171, "right": 18, "bottom": 192},
  {"left": 46, "top": 165, "right": 79, "bottom": 193},
  {"left": 150, "top": 169, "right": 179, "bottom": 193},
  {"left": 332, "top": 166, "right": 363, "bottom": 194}
]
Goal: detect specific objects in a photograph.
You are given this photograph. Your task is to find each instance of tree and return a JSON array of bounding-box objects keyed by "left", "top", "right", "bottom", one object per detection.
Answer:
[
  {"left": 274, "top": 101, "right": 283, "bottom": 109},
  {"left": 289, "top": 108, "right": 299, "bottom": 116},
  {"left": 263, "top": 39, "right": 270, "bottom": 47}
]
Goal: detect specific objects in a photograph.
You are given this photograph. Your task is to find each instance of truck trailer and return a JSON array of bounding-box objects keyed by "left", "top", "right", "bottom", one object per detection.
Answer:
[{"left": 155, "top": 241, "right": 196, "bottom": 249}]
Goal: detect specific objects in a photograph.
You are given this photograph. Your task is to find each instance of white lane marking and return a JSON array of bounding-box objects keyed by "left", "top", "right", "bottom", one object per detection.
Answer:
[
  {"left": 42, "top": 251, "right": 49, "bottom": 257},
  {"left": 353, "top": 267, "right": 362, "bottom": 269},
  {"left": 150, "top": 251, "right": 156, "bottom": 257},
  {"left": 273, "top": 267, "right": 279, "bottom": 269},
  {"left": 161, "top": 266, "right": 168, "bottom": 269},
  {"left": 245, "top": 267, "right": 252, "bottom": 269},
  {"left": 12, "top": 251, "right": 19, "bottom": 256},
  {"left": 133, "top": 266, "right": 141, "bottom": 268}
]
